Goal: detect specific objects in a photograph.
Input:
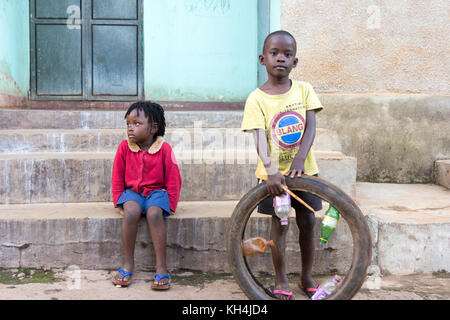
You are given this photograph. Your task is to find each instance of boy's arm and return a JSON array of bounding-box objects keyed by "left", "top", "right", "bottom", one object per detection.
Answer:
[
  {"left": 253, "top": 129, "right": 286, "bottom": 196},
  {"left": 286, "top": 110, "right": 317, "bottom": 178}
]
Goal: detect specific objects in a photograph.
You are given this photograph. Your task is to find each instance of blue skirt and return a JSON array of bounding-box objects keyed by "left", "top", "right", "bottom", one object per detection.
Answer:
[{"left": 116, "top": 189, "right": 171, "bottom": 217}]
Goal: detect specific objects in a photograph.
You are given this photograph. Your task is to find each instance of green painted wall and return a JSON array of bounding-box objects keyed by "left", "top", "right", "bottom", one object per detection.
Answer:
[
  {"left": 0, "top": 0, "right": 29, "bottom": 97},
  {"left": 257, "top": 0, "right": 281, "bottom": 86},
  {"left": 0, "top": 0, "right": 280, "bottom": 102},
  {"left": 143, "top": 0, "right": 258, "bottom": 102},
  {"left": 269, "top": 0, "right": 281, "bottom": 31}
]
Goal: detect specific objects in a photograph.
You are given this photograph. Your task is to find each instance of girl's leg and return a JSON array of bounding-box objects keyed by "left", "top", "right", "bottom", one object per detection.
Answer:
[
  {"left": 270, "top": 215, "right": 290, "bottom": 299},
  {"left": 295, "top": 208, "right": 318, "bottom": 289},
  {"left": 145, "top": 206, "right": 168, "bottom": 285},
  {"left": 121, "top": 201, "right": 142, "bottom": 273}
]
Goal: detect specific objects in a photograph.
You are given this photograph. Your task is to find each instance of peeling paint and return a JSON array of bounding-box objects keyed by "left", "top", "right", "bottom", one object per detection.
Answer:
[{"left": 0, "top": 0, "right": 29, "bottom": 97}]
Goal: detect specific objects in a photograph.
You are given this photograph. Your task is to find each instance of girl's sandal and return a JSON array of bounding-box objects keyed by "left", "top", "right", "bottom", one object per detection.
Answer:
[
  {"left": 112, "top": 268, "right": 133, "bottom": 287},
  {"left": 151, "top": 274, "right": 171, "bottom": 290}
]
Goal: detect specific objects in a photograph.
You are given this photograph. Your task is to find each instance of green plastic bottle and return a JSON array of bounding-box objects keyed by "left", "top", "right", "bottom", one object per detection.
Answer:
[{"left": 320, "top": 205, "right": 340, "bottom": 244}]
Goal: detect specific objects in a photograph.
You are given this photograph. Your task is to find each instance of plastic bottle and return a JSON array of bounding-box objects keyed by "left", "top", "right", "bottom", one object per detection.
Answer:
[
  {"left": 273, "top": 193, "right": 291, "bottom": 225},
  {"left": 320, "top": 205, "right": 340, "bottom": 244},
  {"left": 311, "top": 275, "right": 342, "bottom": 300},
  {"left": 241, "top": 237, "right": 274, "bottom": 256}
]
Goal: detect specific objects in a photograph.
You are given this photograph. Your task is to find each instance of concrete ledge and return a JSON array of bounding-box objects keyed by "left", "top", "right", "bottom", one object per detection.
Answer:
[
  {"left": 356, "top": 183, "right": 450, "bottom": 275},
  {"left": 0, "top": 183, "right": 449, "bottom": 275},
  {"left": 435, "top": 160, "right": 450, "bottom": 189}
]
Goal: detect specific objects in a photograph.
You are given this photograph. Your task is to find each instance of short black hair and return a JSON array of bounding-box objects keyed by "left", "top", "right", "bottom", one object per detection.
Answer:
[
  {"left": 124, "top": 101, "right": 166, "bottom": 137},
  {"left": 263, "top": 30, "right": 297, "bottom": 54}
]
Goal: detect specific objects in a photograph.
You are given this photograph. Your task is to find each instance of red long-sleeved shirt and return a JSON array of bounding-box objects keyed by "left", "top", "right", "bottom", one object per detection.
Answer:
[{"left": 111, "top": 137, "right": 182, "bottom": 213}]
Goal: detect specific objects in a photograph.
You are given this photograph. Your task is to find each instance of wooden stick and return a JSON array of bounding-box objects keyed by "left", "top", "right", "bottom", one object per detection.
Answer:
[{"left": 281, "top": 185, "right": 316, "bottom": 214}]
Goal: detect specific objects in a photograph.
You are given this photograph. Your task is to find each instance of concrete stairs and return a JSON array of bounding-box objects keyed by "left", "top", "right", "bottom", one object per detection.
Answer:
[
  {"left": 0, "top": 110, "right": 356, "bottom": 204},
  {"left": 0, "top": 108, "right": 448, "bottom": 276},
  {"left": 1, "top": 184, "right": 449, "bottom": 275}
]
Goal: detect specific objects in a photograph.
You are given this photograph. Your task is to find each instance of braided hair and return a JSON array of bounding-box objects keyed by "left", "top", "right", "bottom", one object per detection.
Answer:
[{"left": 124, "top": 101, "right": 166, "bottom": 137}]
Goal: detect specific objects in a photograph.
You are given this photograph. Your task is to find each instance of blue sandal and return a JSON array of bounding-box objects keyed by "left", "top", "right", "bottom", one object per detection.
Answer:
[
  {"left": 152, "top": 274, "right": 171, "bottom": 290},
  {"left": 112, "top": 268, "right": 133, "bottom": 287}
]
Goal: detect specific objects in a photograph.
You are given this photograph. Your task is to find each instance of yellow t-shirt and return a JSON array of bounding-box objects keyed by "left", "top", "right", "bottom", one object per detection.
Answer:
[{"left": 241, "top": 80, "right": 323, "bottom": 180}]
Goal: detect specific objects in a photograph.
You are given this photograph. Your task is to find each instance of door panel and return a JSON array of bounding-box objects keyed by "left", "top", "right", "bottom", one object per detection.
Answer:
[
  {"left": 35, "top": 0, "right": 80, "bottom": 19},
  {"left": 92, "top": 0, "right": 137, "bottom": 20},
  {"left": 92, "top": 25, "right": 138, "bottom": 95},
  {"left": 36, "top": 25, "right": 82, "bottom": 95}
]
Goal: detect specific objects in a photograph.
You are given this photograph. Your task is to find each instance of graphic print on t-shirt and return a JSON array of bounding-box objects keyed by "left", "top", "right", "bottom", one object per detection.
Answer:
[{"left": 270, "top": 111, "right": 305, "bottom": 149}]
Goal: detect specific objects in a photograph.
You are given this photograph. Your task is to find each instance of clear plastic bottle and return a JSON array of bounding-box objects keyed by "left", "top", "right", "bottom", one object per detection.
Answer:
[
  {"left": 273, "top": 193, "right": 291, "bottom": 225},
  {"left": 241, "top": 237, "right": 274, "bottom": 256},
  {"left": 311, "top": 275, "right": 342, "bottom": 300}
]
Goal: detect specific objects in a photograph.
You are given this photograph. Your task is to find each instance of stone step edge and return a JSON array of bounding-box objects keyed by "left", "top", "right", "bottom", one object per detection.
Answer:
[
  {"left": 0, "top": 127, "right": 335, "bottom": 134},
  {"left": 0, "top": 127, "right": 343, "bottom": 154},
  {"left": 0, "top": 110, "right": 246, "bottom": 130},
  {"left": 0, "top": 201, "right": 237, "bottom": 220},
  {"left": 0, "top": 200, "right": 449, "bottom": 224},
  {"left": 0, "top": 150, "right": 354, "bottom": 160}
]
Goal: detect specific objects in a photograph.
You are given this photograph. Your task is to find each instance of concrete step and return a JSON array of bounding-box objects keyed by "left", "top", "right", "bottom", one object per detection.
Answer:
[
  {"left": 0, "top": 183, "right": 448, "bottom": 275},
  {"left": 0, "top": 109, "right": 244, "bottom": 129},
  {"left": 0, "top": 127, "right": 342, "bottom": 153},
  {"left": 0, "top": 151, "right": 356, "bottom": 204},
  {"left": 435, "top": 160, "right": 450, "bottom": 189}
]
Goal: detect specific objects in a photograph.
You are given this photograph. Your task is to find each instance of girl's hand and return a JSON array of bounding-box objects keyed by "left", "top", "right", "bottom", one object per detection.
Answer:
[
  {"left": 267, "top": 171, "right": 286, "bottom": 196},
  {"left": 117, "top": 208, "right": 125, "bottom": 216}
]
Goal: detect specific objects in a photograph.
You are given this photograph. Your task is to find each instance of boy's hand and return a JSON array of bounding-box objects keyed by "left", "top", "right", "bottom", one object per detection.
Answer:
[
  {"left": 286, "top": 158, "right": 306, "bottom": 178},
  {"left": 117, "top": 207, "right": 125, "bottom": 216},
  {"left": 267, "top": 171, "right": 286, "bottom": 196}
]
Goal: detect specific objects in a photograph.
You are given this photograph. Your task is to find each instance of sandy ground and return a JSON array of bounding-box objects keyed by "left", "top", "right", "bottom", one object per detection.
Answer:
[{"left": 0, "top": 269, "right": 448, "bottom": 300}]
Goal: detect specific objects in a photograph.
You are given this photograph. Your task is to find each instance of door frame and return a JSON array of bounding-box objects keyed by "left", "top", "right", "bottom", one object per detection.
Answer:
[
  {"left": 258, "top": 0, "right": 280, "bottom": 87},
  {"left": 29, "top": 0, "right": 143, "bottom": 101}
]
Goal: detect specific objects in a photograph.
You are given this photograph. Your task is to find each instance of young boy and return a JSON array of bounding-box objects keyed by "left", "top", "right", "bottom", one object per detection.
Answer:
[{"left": 241, "top": 30, "right": 324, "bottom": 300}]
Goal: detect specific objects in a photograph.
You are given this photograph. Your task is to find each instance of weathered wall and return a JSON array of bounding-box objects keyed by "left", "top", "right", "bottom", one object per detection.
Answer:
[
  {"left": 281, "top": 0, "right": 449, "bottom": 94},
  {"left": 281, "top": 0, "right": 450, "bottom": 182},
  {"left": 318, "top": 94, "right": 450, "bottom": 183}
]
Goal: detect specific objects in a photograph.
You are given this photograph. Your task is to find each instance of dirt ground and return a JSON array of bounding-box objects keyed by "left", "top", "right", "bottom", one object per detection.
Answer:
[{"left": 0, "top": 268, "right": 448, "bottom": 300}]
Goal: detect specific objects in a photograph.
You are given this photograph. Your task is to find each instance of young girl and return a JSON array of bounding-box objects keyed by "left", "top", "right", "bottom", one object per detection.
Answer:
[{"left": 111, "top": 101, "right": 182, "bottom": 290}]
